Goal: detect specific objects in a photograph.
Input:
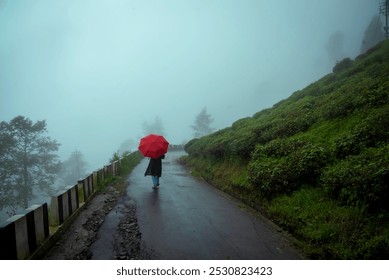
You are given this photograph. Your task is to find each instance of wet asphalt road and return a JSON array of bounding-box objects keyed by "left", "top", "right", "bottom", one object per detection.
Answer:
[{"left": 126, "top": 151, "right": 303, "bottom": 260}]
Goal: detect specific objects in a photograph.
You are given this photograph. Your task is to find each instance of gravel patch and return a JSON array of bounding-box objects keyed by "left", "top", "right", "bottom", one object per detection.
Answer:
[{"left": 44, "top": 184, "right": 142, "bottom": 260}]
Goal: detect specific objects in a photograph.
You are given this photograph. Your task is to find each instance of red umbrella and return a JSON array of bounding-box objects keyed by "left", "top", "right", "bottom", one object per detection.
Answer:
[{"left": 138, "top": 134, "right": 169, "bottom": 158}]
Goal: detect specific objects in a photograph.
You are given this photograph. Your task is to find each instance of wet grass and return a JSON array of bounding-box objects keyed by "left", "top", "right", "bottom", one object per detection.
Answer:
[
  {"left": 269, "top": 188, "right": 389, "bottom": 259},
  {"left": 97, "top": 151, "right": 143, "bottom": 194}
]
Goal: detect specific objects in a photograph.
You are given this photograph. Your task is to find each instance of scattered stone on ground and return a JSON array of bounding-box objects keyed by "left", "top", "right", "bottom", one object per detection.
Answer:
[{"left": 44, "top": 184, "right": 142, "bottom": 260}]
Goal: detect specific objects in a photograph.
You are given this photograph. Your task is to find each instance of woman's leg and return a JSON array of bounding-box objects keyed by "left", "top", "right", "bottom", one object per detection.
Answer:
[{"left": 151, "top": 176, "right": 158, "bottom": 187}]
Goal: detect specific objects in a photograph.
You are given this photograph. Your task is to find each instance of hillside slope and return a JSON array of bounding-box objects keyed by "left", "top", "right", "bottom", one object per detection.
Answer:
[{"left": 184, "top": 40, "right": 389, "bottom": 259}]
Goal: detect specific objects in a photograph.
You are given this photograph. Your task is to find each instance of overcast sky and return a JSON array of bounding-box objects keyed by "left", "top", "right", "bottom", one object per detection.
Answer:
[{"left": 0, "top": 0, "right": 381, "bottom": 171}]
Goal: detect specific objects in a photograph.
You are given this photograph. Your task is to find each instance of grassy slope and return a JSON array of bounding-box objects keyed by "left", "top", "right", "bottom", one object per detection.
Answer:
[{"left": 184, "top": 40, "right": 389, "bottom": 259}]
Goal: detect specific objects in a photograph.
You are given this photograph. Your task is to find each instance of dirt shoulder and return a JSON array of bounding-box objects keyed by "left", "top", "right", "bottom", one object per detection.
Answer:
[{"left": 43, "top": 183, "right": 142, "bottom": 260}]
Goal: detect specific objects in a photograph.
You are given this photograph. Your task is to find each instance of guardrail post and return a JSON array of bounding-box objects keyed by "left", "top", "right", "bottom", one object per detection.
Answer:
[
  {"left": 66, "top": 185, "right": 79, "bottom": 215},
  {"left": 0, "top": 220, "right": 17, "bottom": 259},
  {"left": 78, "top": 179, "right": 87, "bottom": 202},
  {"left": 0, "top": 214, "right": 29, "bottom": 259},
  {"left": 49, "top": 195, "right": 60, "bottom": 226},
  {"left": 87, "top": 174, "right": 94, "bottom": 195},
  {"left": 24, "top": 204, "right": 49, "bottom": 254},
  {"left": 93, "top": 171, "right": 98, "bottom": 189}
]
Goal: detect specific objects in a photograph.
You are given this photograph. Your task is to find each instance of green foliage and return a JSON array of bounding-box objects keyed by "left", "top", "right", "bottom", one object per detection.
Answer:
[
  {"left": 110, "top": 151, "right": 120, "bottom": 162},
  {"left": 184, "top": 40, "right": 389, "bottom": 259},
  {"left": 332, "top": 57, "right": 353, "bottom": 73},
  {"left": 94, "top": 175, "right": 119, "bottom": 193},
  {"left": 119, "top": 151, "right": 143, "bottom": 175},
  {"left": 333, "top": 105, "right": 389, "bottom": 158},
  {"left": 248, "top": 139, "right": 329, "bottom": 198},
  {"left": 248, "top": 156, "right": 294, "bottom": 198},
  {"left": 321, "top": 145, "right": 389, "bottom": 213},
  {"left": 270, "top": 188, "right": 389, "bottom": 259},
  {"left": 95, "top": 151, "right": 143, "bottom": 193}
]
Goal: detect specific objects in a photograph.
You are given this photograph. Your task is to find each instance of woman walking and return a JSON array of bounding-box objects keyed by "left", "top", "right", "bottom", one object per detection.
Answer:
[{"left": 144, "top": 154, "right": 165, "bottom": 189}]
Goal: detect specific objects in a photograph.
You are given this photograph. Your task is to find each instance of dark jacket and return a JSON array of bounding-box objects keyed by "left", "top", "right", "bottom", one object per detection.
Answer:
[{"left": 144, "top": 154, "right": 165, "bottom": 177}]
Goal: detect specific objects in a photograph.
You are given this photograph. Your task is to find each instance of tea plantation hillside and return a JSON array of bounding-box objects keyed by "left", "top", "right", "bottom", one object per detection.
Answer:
[{"left": 184, "top": 40, "right": 389, "bottom": 259}]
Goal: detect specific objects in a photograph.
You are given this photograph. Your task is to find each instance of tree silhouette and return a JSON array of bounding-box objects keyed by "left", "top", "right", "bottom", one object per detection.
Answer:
[
  {"left": 191, "top": 107, "right": 214, "bottom": 138},
  {"left": 58, "top": 150, "right": 88, "bottom": 186},
  {"left": 0, "top": 116, "right": 60, "bottom": 214},
  {"left": 118, "top": 138, "right": 136, "bottom": 155},
  {"left": 361, "top": 15, "right": 385, "bottom": 53},
  {"left": 142, "top": 116, "right": 166, "bottom": 136},
  {"left": 326, "top": 31, "right": 346, "bottom": 63}
]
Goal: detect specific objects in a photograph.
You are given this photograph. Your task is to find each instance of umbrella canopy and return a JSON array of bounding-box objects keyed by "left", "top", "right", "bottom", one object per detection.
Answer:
[{"left": 138, "top": 134, "right": 169, "bottom": 158}]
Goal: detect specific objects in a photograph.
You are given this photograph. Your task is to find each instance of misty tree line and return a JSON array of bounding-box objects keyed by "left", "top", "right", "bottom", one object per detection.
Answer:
[
  {"left": 142, "top": 107, "right": 214, "bottom": 139},
  {"left": 0, "top": 116, "right": 92, "bottom": 216},
  {"left": 326, "top": 14, "right": 387, "bottom": 65},
  {"left": 0, "top": 108, "right": 214, "bottom": 216}
]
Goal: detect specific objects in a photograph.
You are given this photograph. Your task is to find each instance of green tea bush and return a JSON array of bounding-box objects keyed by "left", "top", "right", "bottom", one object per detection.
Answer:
[
  {"left": 321, "top": 90, "right": 357, "bottom": 120},
  {"left": 359, "top": 232, "right": 389, "bottom": 259},
  {"left": 271, "top": 117, "right": 310, "bottom": 139},
  {"left": 333, "top": 57, "right": 353, "bottom": 73},
  {"left": 334, "top": 105, "right": 389, "bottom": 159},
  {"left": 251, "top": 138, "right": 294, "bottom": 158},
  {"left": 367, "top": 81, "right": 389, "bottom": 107},
  {"left": 334, "top": 133, "right": 364, "bottom": 159},
  {"left": 248, "top": 156, "right": 296, "bottom": 199},
  {"left": 321, "top": 145, "right": 389, "bottom": 213},
  {"left": 291, "top": 143, "right": 329, "bottom": 184},
  {"left": 248, "top": 139, "right": 329, "bottom": 198},
  {"left": 227, "top": 119, "right": 260, "bottom": 158},
  {"left": 185, "top": 133, "right": 219, "bottom": 157},
  {"left": 203, "top": 138, "right": 227, "bottom": 159},
  {"left": 227, "top": 131, "right": 257, "bottom": 158}
]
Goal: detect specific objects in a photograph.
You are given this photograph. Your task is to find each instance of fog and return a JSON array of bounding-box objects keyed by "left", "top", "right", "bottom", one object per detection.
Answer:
[{"left": 0, "top": 0, "right": 380, "bottom": 171}]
